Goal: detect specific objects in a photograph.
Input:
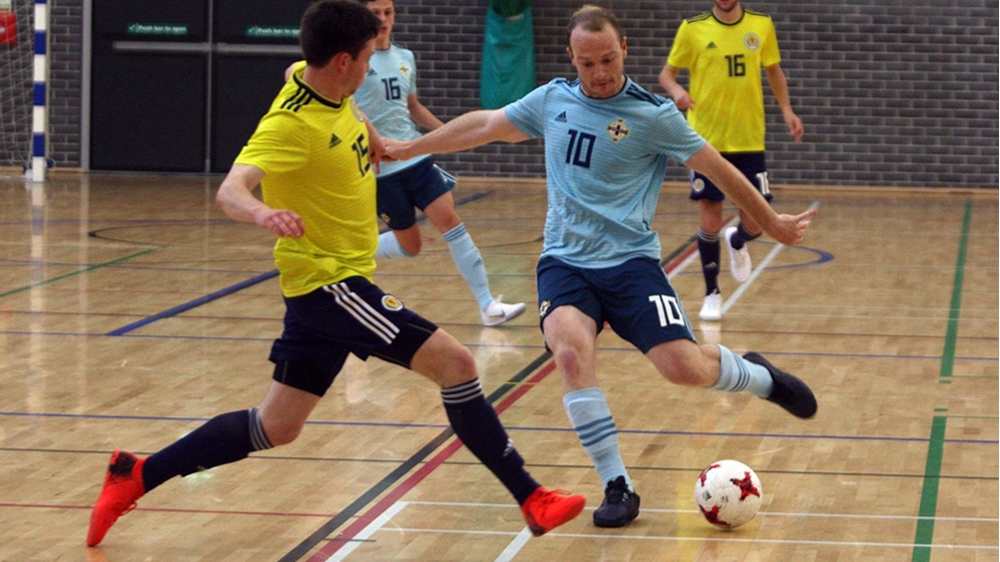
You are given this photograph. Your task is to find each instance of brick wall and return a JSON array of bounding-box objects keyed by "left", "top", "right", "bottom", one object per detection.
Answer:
[
  {"left": 393, "top": 0, "right": 999, "bottom": 188},
  {"left": 35, "top": 0, "right": 1000, "bottom": 187},
  {"left": 49, "top": 0, "right": 84, "bottom": 170}
]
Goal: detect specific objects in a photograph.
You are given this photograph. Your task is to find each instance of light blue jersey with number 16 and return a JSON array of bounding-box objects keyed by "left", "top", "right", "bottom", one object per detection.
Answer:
[
  {"left": 353, "top": 44, "right": 430, "bottom": 177},
  {"left": 505, "top": 77, "right": 707, "bottom": 269}
]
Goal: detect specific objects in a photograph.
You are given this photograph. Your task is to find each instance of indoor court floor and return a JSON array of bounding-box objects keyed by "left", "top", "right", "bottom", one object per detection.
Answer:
[{"left": 0, "top": 173, "right": 997, "bottom": 561}]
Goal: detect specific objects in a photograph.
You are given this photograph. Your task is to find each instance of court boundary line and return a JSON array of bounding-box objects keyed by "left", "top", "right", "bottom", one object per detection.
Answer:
[
  {"left": 913, "top": 200, "right": 974, "bottom": 562},
  {"left": 0, "top": 248, "right": 158, "bottom": 299},
  {"left": 403, "top": 500, "right": 1000, "bottom": 522},
  {"left": 360, "top": 526, "right": 996, "bottom": 552}
]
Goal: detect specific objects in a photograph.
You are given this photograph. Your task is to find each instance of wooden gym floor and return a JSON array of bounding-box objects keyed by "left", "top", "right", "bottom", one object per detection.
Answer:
[{"left": 0, "top": 173, "right": 996, "bottom": 562}]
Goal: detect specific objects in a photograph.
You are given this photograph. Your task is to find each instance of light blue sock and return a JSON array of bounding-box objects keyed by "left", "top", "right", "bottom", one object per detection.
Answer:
[
  {"left": 713, "top": 344, "right": 774, "bottom": 398},
  {"left": 564, "top": 387, "right": 632, "bottom": 490},
  {"left": 375, "top": 231, "right": 413, "bottom": 259},
  {"left": 442, "top": 223, "right": 493, "bottom": 310}
]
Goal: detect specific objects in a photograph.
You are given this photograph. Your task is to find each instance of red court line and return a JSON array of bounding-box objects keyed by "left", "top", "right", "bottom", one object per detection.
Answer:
[
  {"left": 662, "top": 242, "right": 699, "bottom": 273},
  {"left": 306, "top": 362, "right": 559, "bottom": 562}
]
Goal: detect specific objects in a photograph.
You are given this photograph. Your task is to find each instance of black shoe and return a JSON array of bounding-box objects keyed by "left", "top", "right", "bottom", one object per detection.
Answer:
[
  {"left": 593, "top": 475, "right": 640, "bottom": 528},
  {"left": 744, "top": 351, "right": 817, "bottom": 419}
]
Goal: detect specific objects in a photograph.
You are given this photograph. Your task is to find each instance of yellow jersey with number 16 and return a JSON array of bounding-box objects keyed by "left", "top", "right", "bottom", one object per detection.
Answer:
[
  {"left": 235, "top": 61, "right": 378, "bottom": 297},
  {"left": 667, "top": 9, "right": 781, "bottom": 153}
]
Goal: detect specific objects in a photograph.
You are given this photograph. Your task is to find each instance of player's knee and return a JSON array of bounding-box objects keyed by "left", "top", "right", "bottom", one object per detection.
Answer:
[
  {"left": 553, "top": 346, "right": 583, "bottom": 378},
  {"left": 427, "top": 340, "right": 477, "bottom": 388},
  {"left": 447, "top": 345, "right": 477, "bottom": 382},
  {"left": 392, "top": 227, "right": 423, "bottom": 256},
  {"left": 401, "top": 237, "right": 422, "bottom": 256}
]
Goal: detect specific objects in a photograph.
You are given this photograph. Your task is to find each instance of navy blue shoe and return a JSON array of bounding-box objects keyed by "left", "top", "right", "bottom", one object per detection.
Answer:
[
  {"left": 744, "top": 352, "right": 817, "bottom": 419},
  {"left": 593, "top": 476, "right": 640, "bottom": 528}
]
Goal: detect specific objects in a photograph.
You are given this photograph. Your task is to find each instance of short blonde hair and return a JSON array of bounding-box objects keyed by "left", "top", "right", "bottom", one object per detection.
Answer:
[{"left": 566, "top": 5, "right": 624, "bottom": 45}]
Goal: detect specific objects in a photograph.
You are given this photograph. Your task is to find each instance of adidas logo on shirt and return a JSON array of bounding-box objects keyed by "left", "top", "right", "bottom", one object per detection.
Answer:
[
  {"left": 329, "top": 133, "right": 342, "bottom": 148},
  {"left": 555, "top": 111, "right": 567, "bottom": 122},
  {"left": 707, "top": 41, "right": 717, "bottom": 49}
]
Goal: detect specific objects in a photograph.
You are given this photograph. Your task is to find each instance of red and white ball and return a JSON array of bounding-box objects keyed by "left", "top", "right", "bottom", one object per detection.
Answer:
[{"left": 694, "top": 459, "right": 763, "bottom": 528}]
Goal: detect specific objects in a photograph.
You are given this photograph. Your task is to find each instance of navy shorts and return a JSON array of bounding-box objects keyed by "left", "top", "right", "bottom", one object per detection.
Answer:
[
  {"left": 377, "top": 158, "right": 457, "bottom": 230},
  {"left": 689, "top": 152, "right": 774, "bottom": 204},
  {"left": 536, "top": 256, "right": 695, "bottom": 353},
  {"left": 268, "top": 277, "right": 437, "bottom": 397}
]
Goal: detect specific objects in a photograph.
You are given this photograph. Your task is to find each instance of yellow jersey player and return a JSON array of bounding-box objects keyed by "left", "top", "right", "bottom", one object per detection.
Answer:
[
  {"left": 86, "top": 0, "right": 584, "bottom": 548},
  {"left": 660, "top": 0, "right": 804, "bottom": 321}
]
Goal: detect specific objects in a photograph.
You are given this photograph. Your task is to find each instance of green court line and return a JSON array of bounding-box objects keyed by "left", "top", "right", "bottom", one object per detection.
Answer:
[
  {"left": 0, "top": 248, "right": 158, "bottom": 299},
  {"left": 912, "top": 415, "right": 946, "bottom": 562},
  {"left": 912, "top": 200, "right": 973, "bottom": 561},
  {"left": 939, "top": 200, "right": 972, "bottom": 379}
]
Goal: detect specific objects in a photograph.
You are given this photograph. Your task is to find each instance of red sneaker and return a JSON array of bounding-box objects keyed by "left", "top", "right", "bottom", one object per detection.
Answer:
[
  {"left": 520, "top": 487, "right": 586, "bottom": 536},
  {"left": 86, "top": 450, "right": 146, "bottom": 547}
]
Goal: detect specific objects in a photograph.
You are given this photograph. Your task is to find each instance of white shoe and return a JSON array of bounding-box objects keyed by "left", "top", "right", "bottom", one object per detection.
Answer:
[
  {"left": 699, "top": 291, "right": 722, "bottom": 321},
  {"left": 481, "top": 296, "right": 526, "bottom": 327},
  {"left": 725, "top": 226, "right": 752, "bottom": 283}
]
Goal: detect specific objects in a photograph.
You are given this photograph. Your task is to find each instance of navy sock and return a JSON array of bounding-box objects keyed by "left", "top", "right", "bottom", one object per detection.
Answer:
[
  {"left": 441, "top": 379, "right": 539, "bottom": 505},
  {"left": 697, "top": 228, "right": 720, "bottom": 295},
  {"left": 142, "top": 408, "right": 273, "bottom": 492},
  {"left": 732, "top": 222, "right": 761, "bottom": 250}
]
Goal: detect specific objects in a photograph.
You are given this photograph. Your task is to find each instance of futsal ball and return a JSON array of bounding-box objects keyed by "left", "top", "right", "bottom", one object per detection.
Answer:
[{"left": 694, "top": 459, "right": 763, "bottom": 528}]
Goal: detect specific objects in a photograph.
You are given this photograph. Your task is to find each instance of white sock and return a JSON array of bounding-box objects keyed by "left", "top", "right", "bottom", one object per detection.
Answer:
[{"left": 443, "top": 223, "right": 493, "bottom": 310}]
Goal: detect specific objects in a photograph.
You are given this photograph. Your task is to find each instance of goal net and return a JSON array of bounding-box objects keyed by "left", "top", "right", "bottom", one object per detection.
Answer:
[{"left": 0, "top": 0, "right": 35, "bottom": 174}]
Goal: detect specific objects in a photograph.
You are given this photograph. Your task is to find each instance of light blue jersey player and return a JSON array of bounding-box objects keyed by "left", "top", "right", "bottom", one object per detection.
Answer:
[
  {"left": 384, "top": 5, "right": 818, "bottom": 530},
  {"left": 353, "top": 0, "right": 526, "bottom": 327},
  {"left": 352, "top": 43, "right": 425, "bottom": 177},
  {"left": 506, "top": 76, "right": 705, "bottom": 269},
  {"left": 505, "top": 74, "right": 707, "bottom": 354}
]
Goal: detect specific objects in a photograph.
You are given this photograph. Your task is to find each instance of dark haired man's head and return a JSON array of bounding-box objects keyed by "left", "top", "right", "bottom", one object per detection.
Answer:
[{"left": 300, "top": 0, "right": 381, "bottom": 65}]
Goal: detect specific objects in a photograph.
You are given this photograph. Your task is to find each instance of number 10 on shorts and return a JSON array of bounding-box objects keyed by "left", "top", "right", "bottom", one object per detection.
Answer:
[{"left": 649, "top": 295, "right": 685, "bottom": 327}]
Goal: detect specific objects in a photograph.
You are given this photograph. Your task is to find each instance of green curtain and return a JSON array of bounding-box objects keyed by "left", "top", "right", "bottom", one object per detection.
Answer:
[{"left": 480, "top": 0, "right": 535, "bottom": 109}]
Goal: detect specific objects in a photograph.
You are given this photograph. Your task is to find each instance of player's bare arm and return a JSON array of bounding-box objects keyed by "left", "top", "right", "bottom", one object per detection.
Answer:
[
  {"left": 362, "top": 113, "right": 384, "bottom": 172},
  {"left": 765, "top": 63, "right": 803, "bottom": 141},
  {"left": 658, "top": 64, "right": 693, "bottom": 110},
  {"left": 384, "top": 109, "right": 529, "bottom": 161},
  {"left": 685, "top": 144, "right": 815, "bottom": 245},
  {"left": 216, "top": 163, "right": 305, "bottom": 238}
]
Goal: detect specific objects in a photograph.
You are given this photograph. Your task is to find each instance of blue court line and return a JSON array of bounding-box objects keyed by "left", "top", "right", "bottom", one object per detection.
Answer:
[
  {"left": 105, "top": 270, "right": 278, "bottom": 336},
  {"left": 0, "top": 259, "right": 271, "bottom": 274},
  {"left": 6, "top": 330, "right": 996, "bottom": 363},
  {"left": 0, "top": 331, "right": 275, "bottom": 342},
  {"left": 0, "top": 411, "right": 994, "bottom": 447},
  {"left": 95, "top": 191, "right": 491, "bottom": 336}
]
